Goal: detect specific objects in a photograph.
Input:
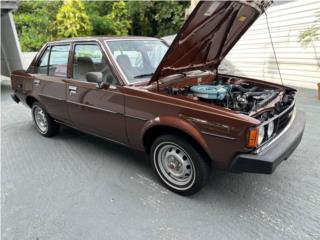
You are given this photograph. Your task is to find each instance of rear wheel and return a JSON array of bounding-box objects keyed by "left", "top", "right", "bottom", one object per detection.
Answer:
[
  {"left": 32, "top": 102, "right": 59, "bottom": 137},
  {"left": 150, "top": 134, "right": 210, "bottom": 195}
]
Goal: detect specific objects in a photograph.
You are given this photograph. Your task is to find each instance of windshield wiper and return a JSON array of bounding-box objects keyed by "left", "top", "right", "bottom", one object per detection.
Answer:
[{"left": 134, "top": 73, "right": 154, "bottom": 79}]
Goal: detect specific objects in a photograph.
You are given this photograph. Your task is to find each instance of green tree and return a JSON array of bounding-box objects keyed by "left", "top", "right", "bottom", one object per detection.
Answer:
[
  {"left": 128, "top": 1, "right": 190, "bottom": 37},
  {"left": 153, "top": 1, "right": 188, "bottom": 37},
  {"left": 84, "top": 1, "right": 114, "bottom": 35},
  {"left": 56, "top": 0, "right": 92, "bottom": 38},
  {"left": 14, "top": 0, "right": 190, "bottom": 51},
  {"left": 128, "top": 1, "right": 156, "bottom": 36},
  {"left": 107, "top": 0, "right": 131, "bottom": 35},
  {"left": 13, "top": 1, "right": 63, "bottom": 51},
  {"left": 83, "top": 1, "right": 113, "bottom": 16},
  {"left": 84, "top": 1, "right": 131, "bottom": 36}
]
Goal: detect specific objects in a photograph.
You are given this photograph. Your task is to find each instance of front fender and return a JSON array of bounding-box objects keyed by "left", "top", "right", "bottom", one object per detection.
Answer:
[{"left": 142, "top": 115, "right": 210, "bottom": 157}]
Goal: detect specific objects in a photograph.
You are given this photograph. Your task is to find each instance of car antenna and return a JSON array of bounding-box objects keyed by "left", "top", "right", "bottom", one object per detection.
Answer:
[{"left": 265, "top": 11, "right": 284, "bottom": 86}]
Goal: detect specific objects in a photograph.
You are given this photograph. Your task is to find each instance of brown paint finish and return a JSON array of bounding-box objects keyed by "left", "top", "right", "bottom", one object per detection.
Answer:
[
  {"left": 65, "top": 80, "right": 127, "bottom": 143},
  {"left": 11, "top": 0, "right": 295, "bottom": 171},
  {"left": 37, "top": 76, "right": 69, "bottom": 123},
  {"left": 117, "top": 85, "right": 257, "bottom": 168}
]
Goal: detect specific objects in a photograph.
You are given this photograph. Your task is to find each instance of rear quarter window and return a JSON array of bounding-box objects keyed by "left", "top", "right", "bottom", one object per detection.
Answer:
[
  {"left": 37, "top": 47, "right": 50, "bottom": 75},
  {"left": 36, "top": 44, "right": 70, "bottom": 77}
]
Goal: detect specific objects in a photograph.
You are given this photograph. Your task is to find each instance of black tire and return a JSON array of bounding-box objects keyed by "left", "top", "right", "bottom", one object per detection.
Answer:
[
  {"left": 31, "top": 102, "right": 60, "bottom": 137},
  {"left": 150, "top": 134, "right": 210, "bottom": 195}
]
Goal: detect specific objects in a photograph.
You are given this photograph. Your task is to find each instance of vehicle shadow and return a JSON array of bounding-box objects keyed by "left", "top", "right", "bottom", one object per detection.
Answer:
[
  {"left": 56, "top": 125, "right": 266, "bottom": 203},
  {"left": 57, "top": 125, "right": 151, "bottom": 167}
]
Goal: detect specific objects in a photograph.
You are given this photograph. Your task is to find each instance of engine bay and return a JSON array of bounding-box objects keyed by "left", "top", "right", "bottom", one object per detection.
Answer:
[{"left": 162, "top": 75, "right": 295, "bottom": 116}]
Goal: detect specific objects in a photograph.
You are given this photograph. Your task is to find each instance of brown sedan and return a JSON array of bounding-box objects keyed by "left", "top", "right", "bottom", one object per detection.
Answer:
[{"left": 10, "top": 1, "right": 305, "bottom": 195}]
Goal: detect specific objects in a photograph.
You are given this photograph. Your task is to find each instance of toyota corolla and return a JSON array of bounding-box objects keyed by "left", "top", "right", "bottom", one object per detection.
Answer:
[{"left": 10, "top": 0, "right": 305, "bottom": 195}]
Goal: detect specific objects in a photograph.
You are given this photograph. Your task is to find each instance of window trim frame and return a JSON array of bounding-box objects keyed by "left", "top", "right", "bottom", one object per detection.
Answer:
[
  {"left": 34, "top": 43, "right": 71, "bottom": 78},
  {"left": 36, "top": 46, "right": 51, "bottom": 75},
  {"left": 70, "top": 41, "right": 120, "bottom": 86}
]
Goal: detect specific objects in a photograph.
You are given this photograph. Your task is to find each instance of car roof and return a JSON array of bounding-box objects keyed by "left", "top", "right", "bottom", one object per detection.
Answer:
[{"left": 48, "top": 36, "right": 160, "bottom": 44}]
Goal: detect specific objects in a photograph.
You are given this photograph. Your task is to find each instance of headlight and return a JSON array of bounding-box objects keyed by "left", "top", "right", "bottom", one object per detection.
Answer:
[
  {"left": 267, "top": 121, "right": 275, "bottom": 138},
  {"left": 257, "top": 126, "right": 265, "bottom": 145}
]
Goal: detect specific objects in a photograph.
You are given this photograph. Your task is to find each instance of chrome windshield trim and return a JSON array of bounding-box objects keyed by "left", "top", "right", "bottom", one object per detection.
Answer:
[
  {"left": 105, "top": 38, "right": 160, "bottom": 42},
  {"left": 104, "top": 41, "right": 130, "bottom": 86}
]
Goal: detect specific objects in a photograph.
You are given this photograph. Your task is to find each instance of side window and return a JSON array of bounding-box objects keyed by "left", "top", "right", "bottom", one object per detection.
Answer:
[
  {"left": 73, "top": 44, "right": 118, "bottom": 85},
  {"left": 48, "top": 45, "right": 70, "bottom": 77},
  {"left": 37, "top": 47, "right": 50, "bottom": 74}
]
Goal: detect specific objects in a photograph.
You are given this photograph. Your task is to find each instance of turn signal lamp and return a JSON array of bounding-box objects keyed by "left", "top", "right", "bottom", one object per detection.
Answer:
[{"left": 247, "top": 128, "right": 258, "bottom": 148}]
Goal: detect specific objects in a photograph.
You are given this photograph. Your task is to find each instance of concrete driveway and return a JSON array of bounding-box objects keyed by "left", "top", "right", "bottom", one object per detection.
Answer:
[{"left": 2, "top": 79, "right": 320, "bottom": 240}]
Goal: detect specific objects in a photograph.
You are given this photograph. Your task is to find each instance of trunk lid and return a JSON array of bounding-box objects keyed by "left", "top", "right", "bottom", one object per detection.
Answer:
[{"left": 149, "top": 0, "right": 272, "bottom": 84}]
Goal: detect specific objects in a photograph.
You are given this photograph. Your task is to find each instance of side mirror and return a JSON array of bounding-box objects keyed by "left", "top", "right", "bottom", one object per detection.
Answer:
[{"left": 86, "top": 72, "right": 103, "bottom": 88}]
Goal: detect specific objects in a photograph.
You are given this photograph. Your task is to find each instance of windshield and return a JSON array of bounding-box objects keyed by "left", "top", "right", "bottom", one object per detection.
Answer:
[{"left": 106, "top": 40, "right": 168, "bottom": 84}]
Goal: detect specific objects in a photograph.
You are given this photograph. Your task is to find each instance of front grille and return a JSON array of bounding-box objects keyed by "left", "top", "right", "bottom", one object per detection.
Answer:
[
  {"left": 256, "top": 102, "right": 295, "bottom": 150},
  {"left": 276, "top": 104, "right": 294, "bottom": 134}
]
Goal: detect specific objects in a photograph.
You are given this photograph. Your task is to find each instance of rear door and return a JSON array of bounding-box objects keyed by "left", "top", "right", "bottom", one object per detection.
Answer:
[
  {"left": 32, "top": 44, "right": 71, "bottom": 123},
  {"left": 66, "top": 42, "right": 127, "bottom": 144}
]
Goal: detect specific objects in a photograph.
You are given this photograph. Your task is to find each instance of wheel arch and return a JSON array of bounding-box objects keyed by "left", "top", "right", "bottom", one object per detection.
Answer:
[
  {"left": 142, "top": 116, "right": 212, "bottom": 165},
  {"left": 26, "top": 95, "right": 39, "bottom": 108}
]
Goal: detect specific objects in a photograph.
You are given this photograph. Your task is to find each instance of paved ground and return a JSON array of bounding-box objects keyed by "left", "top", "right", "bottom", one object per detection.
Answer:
[{"left": 2, "top": 79, "right": 320, "bottom": 240}]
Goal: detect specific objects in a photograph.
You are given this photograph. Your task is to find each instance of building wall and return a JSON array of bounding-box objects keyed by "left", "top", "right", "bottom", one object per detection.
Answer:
[
  {"left": 221, "top": 0, "right": 320, "bottom": 89},
  {"left": 186, "top": 0, "right": 320, "bottom": 89}
]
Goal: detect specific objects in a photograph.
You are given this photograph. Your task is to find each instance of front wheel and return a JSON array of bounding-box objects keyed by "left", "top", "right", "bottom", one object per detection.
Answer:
[
  {"left": 150, "top": 134, "right": 210, "bottom": 195},
  {"left": 32, "top": 102, "right": 60, "bottom": 137}
]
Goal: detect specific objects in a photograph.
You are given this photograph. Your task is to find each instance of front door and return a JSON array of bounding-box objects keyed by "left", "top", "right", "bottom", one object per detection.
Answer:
[
  {"left": 32, "top": 44, "right": 70, "bottom": 123},
  {"left": 66, "top": 42, "right": 127, "bottom": 144}
]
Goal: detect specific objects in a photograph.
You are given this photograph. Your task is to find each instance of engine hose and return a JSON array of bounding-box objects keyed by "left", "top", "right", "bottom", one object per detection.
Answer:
[
  {"left": 244, "top": 91, "right": 266, "bottom": 97},
  {"left": 231, "top": 85, "right": 258, "bottom": 93},
  {"left": 256, "top": 92, "right": 278, "bottom": 108}
]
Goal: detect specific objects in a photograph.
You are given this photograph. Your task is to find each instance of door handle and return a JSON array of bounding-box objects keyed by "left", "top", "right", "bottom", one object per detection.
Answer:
[
  {"left": 68, "top": 86, "right": 77, "bottom": 94},
  {"left": 33, "top": 80, "right": 40, "bottom": 86}
]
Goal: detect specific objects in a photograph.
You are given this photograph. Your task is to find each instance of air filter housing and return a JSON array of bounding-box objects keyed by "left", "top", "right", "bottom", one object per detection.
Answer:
[{"left": 190, "top": 85, "right": 228, "bottom": 100}]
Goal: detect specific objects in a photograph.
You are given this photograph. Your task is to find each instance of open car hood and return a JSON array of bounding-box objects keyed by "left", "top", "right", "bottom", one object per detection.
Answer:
[{"left": 149, "top": 0, "right": 272, "bottom": 85}]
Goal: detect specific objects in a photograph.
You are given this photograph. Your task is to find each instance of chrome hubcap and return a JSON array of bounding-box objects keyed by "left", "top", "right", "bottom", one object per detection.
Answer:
[
  {"left": 155, "top": 142, "right": 195, "bottom": 188},
  {"left": 34, "top": 106, "right": 48, "bottom": 133}
]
